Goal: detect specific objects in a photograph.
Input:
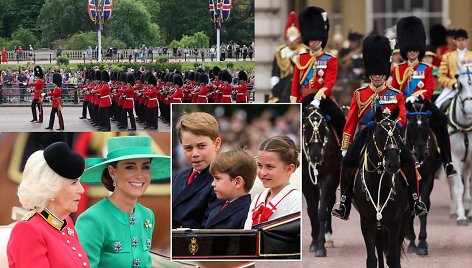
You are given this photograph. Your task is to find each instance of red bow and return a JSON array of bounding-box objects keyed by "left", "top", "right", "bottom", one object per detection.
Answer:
[{"left": 251, "top": 203, "right": 274, "bottom": 226}]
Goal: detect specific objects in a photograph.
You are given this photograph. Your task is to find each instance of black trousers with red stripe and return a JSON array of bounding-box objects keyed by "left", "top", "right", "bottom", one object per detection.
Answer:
[
  {"left": 48, "top": 107, "right": 64, "bottom": 129},
  {"left": 31, "top": 99, "right": 43, "bottom": 122}
]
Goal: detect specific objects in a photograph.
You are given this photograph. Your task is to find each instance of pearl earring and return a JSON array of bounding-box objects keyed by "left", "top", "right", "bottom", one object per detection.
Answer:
[
  {"left": 112, "top": 177, "right": 116, "bottom": 187},
  {"left": 51, "top": 198, "right": 55, "bottom": 202}
]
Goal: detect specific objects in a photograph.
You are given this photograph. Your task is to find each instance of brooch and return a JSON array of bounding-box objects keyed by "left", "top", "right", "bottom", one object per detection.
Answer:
[
  {"left": 417, "top": 81, "right": 424, "bottom": 88},
  {"left": 144, "top": 219, "right": 152, "bottom": 230},
  {"left": 114, "top": 241, "right": 122, "bottom": 252},
  {"left": 129, "top": 215, "right": 136, "bottom": 225}
]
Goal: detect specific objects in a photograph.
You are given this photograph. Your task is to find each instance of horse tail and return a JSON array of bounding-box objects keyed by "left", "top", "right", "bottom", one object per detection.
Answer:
[{"left": 375, "top": 228, "right": 385, "bottom": 268}]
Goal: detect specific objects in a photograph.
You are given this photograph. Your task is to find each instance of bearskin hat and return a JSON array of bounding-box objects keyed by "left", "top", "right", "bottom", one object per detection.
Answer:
[
  {"left": 348, "top": 32, "right": 363, "bottom": 42},
  {"left": 156, "top": 71, "right": 162, "bottom": 80},
  {"left": 135, "top": 71, "right": 142, "bottom": 83},
  {"left": 194, "top": 72, "right": 201, "bottom": 83},
  {"left": 110, "top": 71, "right": 117, "bottom": 81},
  {"left": 284, "top": 11, "right": 301, "bottom": 43},
  {"left": 119, "top": 72, "right": 127, "bottom": 83},
  {"left": 34, "top": 66, "right": 44, "bottom": 79},
  {"left": 221, "top": 70, "right": 233, "bottom": 84},
  {"left": 189, "top": 71, "right": 195, "bottom": 81},
  {"left": 52, "top": 72, "right": 62, "bottom": 87},
  {"left": 298, "top": 6, "right": 329, "bottom": 48},
  {"left": 200, "top": 73, "right": 209, "bottom": 85},
  {"left": 363, "top": 35, "right": 391, "bottom": 78},
  {"left": 101, "top": 70, "right": 110, "bottom": 82},
  {"left": 173, "top": 74, "right": 183, "bottom": 87},
  {"left": 148, "top": 74, "right": 157, "bottom": 86},
  {"left": 238, "top": 71, "right": 248, "bottom": 82},
  {"left": 94, "top": 70, "right": 101, "bottom": 81},
  {"left": 397, "top": 16, "right": 426, "bottom": 60},
  {"left": 127, "top": 73, "right": 136, "bottom": 86},
  {"left": 429, "top": 24, "right": 447, "bottom": 51},
  {"left": 212, "top": 66, "right": 221, "bottom": 78}
]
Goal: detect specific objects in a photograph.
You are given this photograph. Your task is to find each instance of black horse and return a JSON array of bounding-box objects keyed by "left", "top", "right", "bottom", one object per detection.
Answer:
[
  {"left": 353, "top": 107, "right": 409, "bottom": 268},
  {"left": 302, "top": 103, "right": 343, "bottom": 257},
  {"left": 404, "top": 102, "right": 442, "bottom": 255}
]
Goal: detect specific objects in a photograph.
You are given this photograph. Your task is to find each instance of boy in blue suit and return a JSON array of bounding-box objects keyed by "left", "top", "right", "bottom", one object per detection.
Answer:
[
  {"left": 172, "top": 112, "right": 224, "bottom": 229},
  {"left": 205, "top": 149, "right": 257, "bottom": 229}
]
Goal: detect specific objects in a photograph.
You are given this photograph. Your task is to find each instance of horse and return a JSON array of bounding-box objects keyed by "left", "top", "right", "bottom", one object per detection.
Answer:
[
  {"left": 448, "top": 60, "right": 472, "bottom": 225},
  {"left": 353, "top": 107, "right": 409, "bottom": 268},
  {"left": 404, "top": 102, "right": 442, "bottom": 255},
  {"left": 302, "top": 104, "right": 342, "bottom": 257}
]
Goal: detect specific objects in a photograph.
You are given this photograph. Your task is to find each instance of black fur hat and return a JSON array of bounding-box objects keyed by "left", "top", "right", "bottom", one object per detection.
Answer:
[
  {"left": 148, "top": 74, "right": 157, "bottom": 86},
  {"left": 194, "top": 72, "right": 201, "bottom": 83},
  {"left": 173, "top": 74, "right": 183, "bottom": 87},
  {"left": 127, "top": 73, "right": 136, "bottom": 86},
  {"left": 397, "top": 16, "right": 426, "bottom": 61},
  {"left": 52, "top": 72, "right": 62, "bottom": 87},
  {"left": 212, "top": 66, "right": 221, "bottom": 78},
  {"left": 101, "top": 70, "right": 110, "bottom": 82},
  {"left": 110, "top": 71, "right": 117, "bottom": 81},
  {"left": 221, "top": 70, "right": 233, "bottom": 84},
  {"left": 119, "top": 71, "right": 127, "bottom": 83},
  {"left": 200, "top": 73, "right": 209, "bottom": 84},
  {"left": 189, "top": 71, "right": 195, "bottom": 81},
  {"left": 298, "top": 6, "right": 329, "bottom": 48},
  {"left": 34, "top": 66, "right": 44, "bottom": 79},
  {"left": 43, "top": 142, "right": 84, "bottom": 180},
  {"left": 94, "top": 70, "right": 101, "bottom": 81},
  {"left": 363, "top": 35, "right": 391, "bottom": 78},
  {"left": 89, "top": 70, "right": 95, "bottom": 81},
  {"left": 238, "top": 71, "right": 248, "bottom": 82}
]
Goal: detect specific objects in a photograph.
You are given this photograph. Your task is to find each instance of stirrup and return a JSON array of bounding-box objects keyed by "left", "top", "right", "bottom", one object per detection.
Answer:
[
  {"left": 331, "top": 203, "right": 350, "bottom": 220},
  {"left": 445, "top": 163, "right": 457, "bottom": 178}
]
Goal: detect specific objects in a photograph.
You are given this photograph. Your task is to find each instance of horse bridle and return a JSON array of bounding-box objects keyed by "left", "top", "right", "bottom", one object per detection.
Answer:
[
  {"left": 368, "top": 117, "right": 400, "bottom": 172},
  {"left": 405, "top": 103, "right": 431, "bottom": 160},
  {"left": 303, "top": 107, "right": 329, "bottom": 165},
  {"left": 457, "top": 68, "right": 472, "bottom": 115}
]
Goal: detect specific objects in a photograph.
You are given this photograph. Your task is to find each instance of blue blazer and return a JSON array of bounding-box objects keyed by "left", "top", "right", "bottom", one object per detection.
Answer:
[
  {"left": 172, "top": 167, "right": 223, "bottom": 229},
  {"left": 204, "top": 194, "right": 251, "bottom": 229}
]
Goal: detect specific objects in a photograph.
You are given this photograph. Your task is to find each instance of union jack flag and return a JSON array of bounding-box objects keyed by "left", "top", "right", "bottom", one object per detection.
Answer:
[
  {"left": 209, "top": 0, "right": 231, "bottom": 29},
  {"left": 102, "top": 0, "right": 114, "bottom": 21},
  {"left": 88, "top": 0, "right": 97, "bottom": 22}
]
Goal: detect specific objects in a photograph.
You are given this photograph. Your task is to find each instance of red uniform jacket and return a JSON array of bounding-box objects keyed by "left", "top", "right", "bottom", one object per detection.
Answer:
[
  {"left": 144, "top": 86, "right": 159, "bottom": 108},
  {"left": 391, "top": 61, "right": 434, "bottom": 100},
  {"left": 28, "top": 79, "right": 44, "bottom": 100},
  {"left": 219, "top": 83, "right": 233, "bottom": 103},
  {"left": 7, "top": 213, "right": 90, "bottom": 268},
  {"left": 169, "top": 87, "right": 183, "bottom": 103},
  {"left": 234, "top": 83, "right": 248, "bottom": 103},
  {"left": 120, "top": 86, "right": 134, "bottom": 109},
  {"left": 92, "top": 83, "right": 111, "bottom": 107},
  {"left": 291, "top": 51, "right": 338, "bottom": 102},
  {"left": 342, "top": 83, "right": 406, "bottom": 150},
  {"left": 48, "top": 87, "right": 62, "bottom": 108},
  {"left": 195, "top": 85, "right": 209, "bottom": 103}
]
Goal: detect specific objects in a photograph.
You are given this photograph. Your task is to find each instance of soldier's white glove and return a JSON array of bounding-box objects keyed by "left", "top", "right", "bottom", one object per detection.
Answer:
[
  {"left": 341, "top": 149, "right": 347, "bottom": 157},
  {"left": 310, "top": 98, "right": 321, "bottom": 108},
  {"left": 406, "top": 95, "right": 418, "bottom": 103},
  {"left": 41, "top": 93, "right": 46, "bottom": 96},
  {"left": 270, "top": 76, "right": 280, "bottom": 87}
]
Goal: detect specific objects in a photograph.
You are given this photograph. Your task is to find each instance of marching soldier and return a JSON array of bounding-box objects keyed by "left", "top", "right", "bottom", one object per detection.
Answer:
[
  {"left": 45, "top": 73, "right": 64, "bottom": 130},
  {"left": 219, "top": 70, "right": 233, "bottom": 103},
  {"left": 144, "top": 74, "right": 158, "bottom": 130},
  {"left": 270, "top": 11, "right": 309, "bottom": 103},
  {"left": 234, "top": 70, "right": 249, "bottom": 103},
  {"left": 290, "top": 6, "right": 345, "bottom": 140},
  {"left": 28, "top": 65, "right": 45, "bottom": 123},
  {"left": 391, "top": 16, "right": 457, "bottom": 177},
  {"left": 195, "top": 73, "right": 210, "bottom": 103},
  {"left": 91, "top": 70, "right": 111, "bottom": 131},
  {"left": 78, "top": 70, "right": 91, "bottom": 120},
  {"left": 332, "top": 35, "right": 428, "bottom": 220},
  {"left": 121, "top": 73, "right": 137, "bottom": 131}
]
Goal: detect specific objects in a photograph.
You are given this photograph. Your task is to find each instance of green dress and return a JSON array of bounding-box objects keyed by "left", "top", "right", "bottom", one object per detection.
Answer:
[{"left": 76, "top": 198, "right": 155, "bottom": 268}]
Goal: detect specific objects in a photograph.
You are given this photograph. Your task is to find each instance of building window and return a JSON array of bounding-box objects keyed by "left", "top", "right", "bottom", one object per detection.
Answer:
[{"left": 369, "top": 0, "right": 445, "bottom": 42}]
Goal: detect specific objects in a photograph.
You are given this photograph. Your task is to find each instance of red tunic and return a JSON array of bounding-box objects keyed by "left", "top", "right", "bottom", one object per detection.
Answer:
[
  {"left": 169, "top": 87, "right": 183, "bottom": 103},
  {"left": 144, "top": 86, "right": 159, "bottom": 108},
  {"left": 7, "top": 213, "right": 90, "bottom": 268},
  {"left": 291, "top": 51, "right": 338, "bottom": 102},
  {"left": 391, "top": 61, "right": 434, "bottom": 100},
  {"left": 195, "top": 85, "right": 209, "bottom": 103},
  {"left": 219, "top": 84, "right": 233, "bottom": 103},
  {"left": 342, "top": 83, "right": 406, "bottom": 149},
  {"left": 234, "top": 83, "right": 248, "bottom": 103},
  {"left": 28, "top": 79, "right": 44, "bottom": 100},
  {"left": 48, "top": 87, "right": 63, "bottom": 108},
  {"left": 92, "top": 84, "right": 111, "bottom": 107}
]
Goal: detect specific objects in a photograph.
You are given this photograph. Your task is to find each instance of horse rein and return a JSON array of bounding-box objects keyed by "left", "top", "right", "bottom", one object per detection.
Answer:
[{"left": 406, "top": 104, "right": 432, "bottom": 161}]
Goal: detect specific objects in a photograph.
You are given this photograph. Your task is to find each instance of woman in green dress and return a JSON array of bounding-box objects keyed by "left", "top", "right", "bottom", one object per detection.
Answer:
[{"left": 76, "top": 136, "right": 170, "bottom": 268}]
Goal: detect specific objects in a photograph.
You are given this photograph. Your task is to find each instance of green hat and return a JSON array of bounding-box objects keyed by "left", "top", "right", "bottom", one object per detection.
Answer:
[{"left": 81, "top": 136, "right": 170, "bottom": 184}]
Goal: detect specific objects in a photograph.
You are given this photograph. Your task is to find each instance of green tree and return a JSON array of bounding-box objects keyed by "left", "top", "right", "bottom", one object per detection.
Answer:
[
  {"left": 105, "top": 0, "right": 162, "bottom": 47},
  {"left": 179, "top": 32, "right": 209, "bottom": 48},
  {"left": 37, "top": 0, "right": 92, "bottom": 47},
  {"left": 64, "top": 31, "right": 97, "bottom": 50},
  {"left": 11, "top": 28, "right": 38, "bottom": 48},
  {"left": 0, "top": 0, "right": 45, "bottom": 38},
  {"left": 138, "top": 0, "right": 160, "bottom": 22}
]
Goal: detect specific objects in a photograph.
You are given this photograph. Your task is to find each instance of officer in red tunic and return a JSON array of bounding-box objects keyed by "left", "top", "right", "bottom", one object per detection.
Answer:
[
  {"left": 290, "top": 6, "right": 345, "bottom": 140},
  {"left": 392, "top": 16, "right": 457, "bottom": 177},
  {"left": 235, "top": 71, "right": 248, "bottom": 103},
  {"left": 28, "top": 65, "right": 44, "bottom": 123},
  {"left": 219, "top": 70, "right": 233, "bottom": 103},
  {"left": 45, "top": 73, "right": 64, "bottom": 130},
  {"left": 332, "top": 35, "right": 428, "bottom": 220},
  {"left": 78, "top": 70, "right": 91, "bottom": 120},
  {"left": 91, "top": 70, "right": 111, "bottom": 131},
  {"left": 144, "top": 74, "right": 158, "bottom": 130}
]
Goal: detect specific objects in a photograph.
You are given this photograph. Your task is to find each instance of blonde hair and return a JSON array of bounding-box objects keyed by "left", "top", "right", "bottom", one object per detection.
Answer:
[
  {"left": 259, "top": 136, "right": 300, "bottom": 168},
  {"left": 175, "top": 112, "right": 220, "bottom": 143},
  {"left": 209, "top": 149, "right": 257, "bottom": 193},
  {"left": 18, "top": 150, "right": 65, "bottom": 213}
]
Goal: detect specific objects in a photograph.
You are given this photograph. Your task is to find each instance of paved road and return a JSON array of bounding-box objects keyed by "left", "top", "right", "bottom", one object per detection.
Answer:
[
  {"left": 0, "top": 105, "right": 170, "bottom": 132},
  {"left": 256, "top": 178, "right": 472, "bottom": 268}
]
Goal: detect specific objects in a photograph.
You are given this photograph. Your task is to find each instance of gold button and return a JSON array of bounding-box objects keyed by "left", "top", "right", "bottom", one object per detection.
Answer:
[
  {"left": 83, "top": 262, "right": 87, "bottom": 267},
  {"left": 72, "top": 247, "right": 76, "bottom": 251},
  {"left": 78, "top": 253, "right": 82, "bottom": 258},
  {"left": 66, "top": 240, "right": 70, "bottom": 244}
]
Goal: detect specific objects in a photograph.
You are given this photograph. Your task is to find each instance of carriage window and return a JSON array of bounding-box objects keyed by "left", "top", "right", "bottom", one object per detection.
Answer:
[{"left": 370, "top": 0, "right": 444, "bottom": 43}]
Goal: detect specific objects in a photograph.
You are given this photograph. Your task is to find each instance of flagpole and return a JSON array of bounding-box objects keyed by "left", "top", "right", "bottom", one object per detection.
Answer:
[
  {"left": 97, "top": 0, "right": 104, "bottom": 62},
  {"left": 217, "top": 28, "right": 220, "bottom": 61},
  {"left": 98, "top": 29, "right": 102, "bottom": 62}
]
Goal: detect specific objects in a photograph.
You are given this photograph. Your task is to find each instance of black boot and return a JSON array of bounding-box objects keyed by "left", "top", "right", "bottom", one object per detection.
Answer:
[
  {"left": 332, "top": 192, "right": 352, "bottom": 220},
  {"left": 445, "top": 162, "right": 457, "bottom": 177},
  {"left": 410, "top": 192, "right": 428, "bottom": 217}
]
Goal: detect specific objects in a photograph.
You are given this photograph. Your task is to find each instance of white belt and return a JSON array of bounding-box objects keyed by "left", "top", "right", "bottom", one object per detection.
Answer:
[
  {"left": 126, "top": 97, "right": 133, "bottom": 100},
  {"left": 173, "top": 98, "right": 182, "bottom": 101},
  {"left": 237, "top": 93, "right": 245, "bottom": 95},
  {"left": 100, "top": 95, "right": 111, "bottom": 99},
  {"left": 149, "top": 98, "right": 157, "bottom": 101},
  {"left": 223, "top": 95, "right": 231, "bottom": 97}
]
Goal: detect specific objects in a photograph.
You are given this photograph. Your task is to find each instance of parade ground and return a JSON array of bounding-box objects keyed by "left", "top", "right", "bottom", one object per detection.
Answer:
[{"left": 0, "top": 105, "right": 170, "bottom": 132}]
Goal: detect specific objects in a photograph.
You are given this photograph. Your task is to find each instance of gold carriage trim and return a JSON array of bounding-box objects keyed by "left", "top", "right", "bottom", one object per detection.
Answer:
[{"left": 341, "top": 133, "right": 351, "bottom": 150}]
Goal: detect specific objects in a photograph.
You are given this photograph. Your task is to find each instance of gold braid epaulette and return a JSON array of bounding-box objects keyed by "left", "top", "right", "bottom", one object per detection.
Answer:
[{"left": 395, "top": 65, "right": 413, "bottom": 92}]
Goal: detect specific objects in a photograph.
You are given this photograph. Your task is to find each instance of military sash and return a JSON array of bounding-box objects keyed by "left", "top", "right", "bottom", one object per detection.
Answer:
[
  {"left": 405, "top": 63, "right": 426, "bottom": 96},
  {"left": 300, "top": 54, "right": 332, "bottom": 88}
]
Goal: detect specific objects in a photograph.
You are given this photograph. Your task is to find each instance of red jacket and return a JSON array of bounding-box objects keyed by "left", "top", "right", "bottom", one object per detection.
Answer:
[
  {"left": 291, "top": 51, "right": 338, "bottom": 102},
  {"left": 219, "top": 83, "right": 233, "bottom": 103},
  {"left": 195, "top": 85, "right": 209, "bottom": 103},
  {"left": 7, "top": 213, "right": 90, "bottom": 268},
  {"left": 234, "top": 83, "right": 248, "bottom": 103},
  {"left": 28, "top": 79, "right": 44, "bottom": 100},
  {"left": 92, "top": 83, "right": 111, "bottom": 107},
  {"left": 342, "top": 83, "right": 406, "bottom": 150},
  {"left": 391, "top": 61, "right": 434, "bottom": 101},
  {"left": 144, "top": 86, "right": 159, "bottom": 108},
  {"left": 48, "top": 87, "right": 62, "bottom": 108},
  {"left": 169, "top": 87, "right": 183, "bottom": 103}
]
